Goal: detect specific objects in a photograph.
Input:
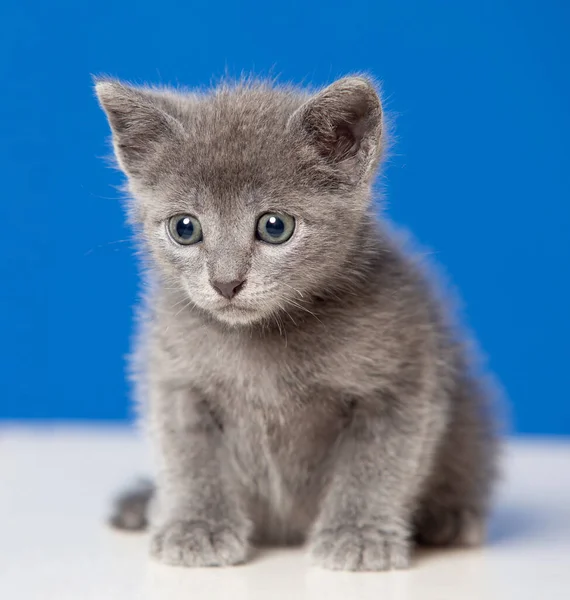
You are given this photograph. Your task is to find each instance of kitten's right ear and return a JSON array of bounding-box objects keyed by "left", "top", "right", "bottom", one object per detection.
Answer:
[{"left": 95, "top": 79, "right": 185, "bottom": 177}]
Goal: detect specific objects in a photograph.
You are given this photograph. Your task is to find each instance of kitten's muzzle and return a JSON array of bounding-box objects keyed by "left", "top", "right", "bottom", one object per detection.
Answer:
[{"left": 211, "top": 279, "right": 246, "bottom": 300}]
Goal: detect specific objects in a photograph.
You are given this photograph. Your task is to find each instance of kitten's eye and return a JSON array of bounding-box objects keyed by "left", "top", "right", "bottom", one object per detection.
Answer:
[
  {"left": 168, "top": 215, "right": 203, "bottom": 245},
  {"left": 256, "top": 213, "right": 295, "bottom": 244}
]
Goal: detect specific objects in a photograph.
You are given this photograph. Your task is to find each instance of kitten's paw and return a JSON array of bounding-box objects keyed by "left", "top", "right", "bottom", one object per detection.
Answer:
[
  {"left": 150, "top": 520, "right": 249, "bottom": 567},
  {"left": 415, "top": 508, "right": 486, "bottom": 547},
  {"left": 310, "top": 526, "right": 411, "bottom": 571}
]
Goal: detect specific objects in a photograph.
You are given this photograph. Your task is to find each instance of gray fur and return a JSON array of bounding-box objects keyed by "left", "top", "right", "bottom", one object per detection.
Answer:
[{"left": 96, "top": 75, "right": 498, "bottom": 571}]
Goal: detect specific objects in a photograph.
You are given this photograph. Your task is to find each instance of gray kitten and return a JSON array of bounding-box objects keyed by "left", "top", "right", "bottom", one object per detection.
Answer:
[{"left": 95, "top": 75, "right": 498, "bottom": 571}]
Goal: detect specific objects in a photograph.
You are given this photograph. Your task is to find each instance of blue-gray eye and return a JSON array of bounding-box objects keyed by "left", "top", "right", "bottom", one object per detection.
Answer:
[
  {"left": 168, "top": 214, "right": 203, "bottom": 245},
  {"left": 256, "top": 213, "right": 295, "bottom": 244}
]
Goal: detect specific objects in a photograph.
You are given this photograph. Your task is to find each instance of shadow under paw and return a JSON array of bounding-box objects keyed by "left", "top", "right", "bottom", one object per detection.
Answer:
[{"left": 415, "top": 508, "right": 485, "bottom": 547}]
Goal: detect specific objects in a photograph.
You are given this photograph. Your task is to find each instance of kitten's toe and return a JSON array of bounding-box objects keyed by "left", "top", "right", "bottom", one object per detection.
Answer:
[
  {"left": 150, "top": 520, "right": 249, "bottom": 567},
  {"left": 415, "top": 508, "right": 486, "bottom": 547},
  {"left": 310, "top": 526, "right": 411, "bottom": 571},
  {"left": 108, "top": 479, "right": 154, "bottom": 531}
]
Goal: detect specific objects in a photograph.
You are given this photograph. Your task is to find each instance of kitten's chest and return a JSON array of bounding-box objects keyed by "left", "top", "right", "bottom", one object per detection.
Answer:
[
  {"left": 225, "top": 389, "right": 348, "bottom": 535},
  {"left": 188, "top": 326, "right": 304, "bottom": 409},
  {"left": 185, "top": 326, "right": 347, "bottom": 477}
]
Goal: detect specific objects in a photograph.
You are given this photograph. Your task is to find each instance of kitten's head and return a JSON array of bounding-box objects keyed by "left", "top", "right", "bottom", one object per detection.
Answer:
[{"left": 96, "top": 76, "right": 384, "bottom": 326}]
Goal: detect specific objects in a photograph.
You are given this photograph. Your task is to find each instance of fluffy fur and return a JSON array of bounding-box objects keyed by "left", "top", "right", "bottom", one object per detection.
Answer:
[{"left": 96, "top": 75, "right": 498, "bottom": 571}]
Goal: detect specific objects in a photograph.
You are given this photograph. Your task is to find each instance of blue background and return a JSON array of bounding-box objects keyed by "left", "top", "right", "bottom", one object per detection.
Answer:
[{"left": 0, "top": 1, "right": 568, "bottom": 434}]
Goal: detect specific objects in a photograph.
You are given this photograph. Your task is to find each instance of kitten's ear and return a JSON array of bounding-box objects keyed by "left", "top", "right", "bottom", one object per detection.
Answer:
[
  {"left": 288, "top": 76, "right": 383, "bottom": 182},
  {"left": 95, "top": 79, "right": 185, "bottom": 177}
]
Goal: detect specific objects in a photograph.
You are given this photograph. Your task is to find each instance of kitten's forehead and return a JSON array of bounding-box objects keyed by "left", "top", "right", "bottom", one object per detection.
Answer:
[{"left": 174, "top": 88, "right": 307, "bottom": 197}]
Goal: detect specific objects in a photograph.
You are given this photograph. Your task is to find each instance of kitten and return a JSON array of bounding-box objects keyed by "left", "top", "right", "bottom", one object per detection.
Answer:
[{"left": 96, "top": 75, "right": 498, "bottom": 571}]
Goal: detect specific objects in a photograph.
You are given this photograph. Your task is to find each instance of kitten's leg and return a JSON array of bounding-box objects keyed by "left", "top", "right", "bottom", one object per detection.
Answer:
[
  {"left": 415, "top": 381, "right": 498, "bottom": 547},
  {"left": 149, "top": 386, "right": 251, "bottom": 567},
  {"left": 109, "top": 478, "right": 154, "bottom": 531},
  {"left": 309, "top": 401, "right": 445, "bottom": 572}
]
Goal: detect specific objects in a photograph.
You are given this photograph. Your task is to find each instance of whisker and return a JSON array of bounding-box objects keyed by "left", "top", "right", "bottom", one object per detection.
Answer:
[
  {"left": 173, "top": 299, "right": 193, "bottom": 318},
  {"left": 280, "top": 282, "right": 304, "bottom": 299},
  {"left": 274, "top": 313, "right": 284, "bottom": 338},
  {"left": 84, "top": 238, "right": 133, "bottom": 256},
  {"left": 282, "top": 308, "right": 297, "bottom": 328},
  {"left": 270, "top": 290, "right": 325, "bottom": 327},
  {"left": 287, "top": 299, "right": 323, "bottom": 324},
  {"left": 170, "top": 295, "right": 193, "bottom": 310}
]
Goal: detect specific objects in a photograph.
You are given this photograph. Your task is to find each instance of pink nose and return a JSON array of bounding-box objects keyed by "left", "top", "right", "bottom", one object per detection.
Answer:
[{"left": 211, "top": 279, "right": 246, "bottom": 300}]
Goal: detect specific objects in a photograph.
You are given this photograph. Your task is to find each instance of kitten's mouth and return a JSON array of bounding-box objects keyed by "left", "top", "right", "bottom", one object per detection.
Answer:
[
  {"left": 212, "top": 301, "right": 264, "bottom": 325},
  {"left": 216, "top": 302, "right": 258, "bottom": 314}
]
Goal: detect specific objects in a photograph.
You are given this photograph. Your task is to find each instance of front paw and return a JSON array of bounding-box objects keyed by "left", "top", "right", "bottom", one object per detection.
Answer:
[
  {"left": 150, "top": 519, "right": 249, "bottom": 567},
  {"left": 310, "top": 526, "right": 411, "bottom": 571}
]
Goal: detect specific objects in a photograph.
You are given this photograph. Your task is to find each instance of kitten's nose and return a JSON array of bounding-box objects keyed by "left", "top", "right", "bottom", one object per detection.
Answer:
[{"left": 211, "top": 279, "right": 246, "bottom": 300}]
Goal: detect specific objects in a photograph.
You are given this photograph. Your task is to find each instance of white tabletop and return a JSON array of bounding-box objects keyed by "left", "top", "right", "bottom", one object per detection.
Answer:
[{"left": 0, "top": 426, "right": 569, "bottom": 600}]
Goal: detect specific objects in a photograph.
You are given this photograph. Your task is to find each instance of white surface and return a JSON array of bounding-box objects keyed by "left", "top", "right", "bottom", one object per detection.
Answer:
[{"left": 0, "top": 427, "right": 569, "bottom": 600}]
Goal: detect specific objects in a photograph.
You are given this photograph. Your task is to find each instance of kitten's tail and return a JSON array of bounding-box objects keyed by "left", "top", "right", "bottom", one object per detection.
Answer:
[{"left": 108, "top": 478, "right": 154, "bottom": 531}]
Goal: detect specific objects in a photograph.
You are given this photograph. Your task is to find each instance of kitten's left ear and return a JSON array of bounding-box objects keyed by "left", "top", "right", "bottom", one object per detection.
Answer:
[
  {"left": 288, "top": 76, "right": 383, "bottom": 182},
  {"left": 95, "top": 79, "right": 186, "bottom": 178}
]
